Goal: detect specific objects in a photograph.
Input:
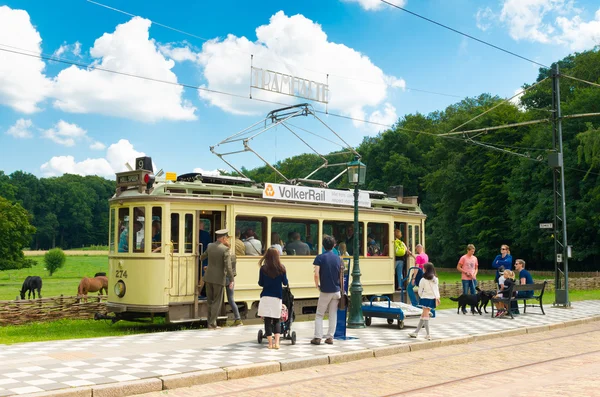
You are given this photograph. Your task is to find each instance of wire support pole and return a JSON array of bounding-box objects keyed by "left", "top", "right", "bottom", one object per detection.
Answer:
[{"left": 551, "top": 64, "right": 570, "bottom": 307}]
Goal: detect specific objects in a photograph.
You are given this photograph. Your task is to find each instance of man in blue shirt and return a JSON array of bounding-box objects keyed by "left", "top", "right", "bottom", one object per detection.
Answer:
[
  {"left": 515, "top": 259, "right": 534, "bottom": 298},
  {"left": 311, "top": 235, "right": 342, "bottom": 346}
]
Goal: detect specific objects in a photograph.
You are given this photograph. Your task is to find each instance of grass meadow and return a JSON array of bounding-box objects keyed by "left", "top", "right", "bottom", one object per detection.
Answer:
[
  {"left": 0, "top": 257, "right": 597, "bottom": 344},
  {"left": 0, "top": 256, "right": 107, "bottom": 300}
]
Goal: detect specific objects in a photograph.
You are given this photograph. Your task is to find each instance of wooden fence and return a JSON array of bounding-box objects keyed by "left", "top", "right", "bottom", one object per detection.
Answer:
[{"left": 0, "top": 295, "right": 108, "bottom": 326}]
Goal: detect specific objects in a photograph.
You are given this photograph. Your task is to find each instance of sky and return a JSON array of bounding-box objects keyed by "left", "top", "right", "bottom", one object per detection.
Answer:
[{"left": 0, "top": 0, "right": 599, "bottom": 180}]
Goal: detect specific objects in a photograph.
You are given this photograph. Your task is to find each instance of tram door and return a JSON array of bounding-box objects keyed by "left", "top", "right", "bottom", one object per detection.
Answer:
[
  {"left": 197, "top": 211, "right": 223, "bottom": 282},
  {"left": 169, "top": 212, "right": 197, "bottom": 298}
]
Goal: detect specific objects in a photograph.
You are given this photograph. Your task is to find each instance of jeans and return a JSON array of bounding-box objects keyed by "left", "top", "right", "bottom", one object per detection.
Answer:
[
  {"left": 395, "top": 260, "right": 404, "bottom": 290},
  {"left": 462, "top": 279, "right": 477, "bottom": 295},
  {"left": 314, "top": 291, "right": 340, "bottom": 340},
  {"left": 226, "top": 277, "right": 241, "bottom": 320}
]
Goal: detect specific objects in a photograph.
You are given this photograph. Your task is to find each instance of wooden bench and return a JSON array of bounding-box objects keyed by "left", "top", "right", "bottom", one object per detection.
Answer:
[
  {"left": 491, "top": 281, "right": 547, "bottom": 319},
  {"left": 514, "top": 281, "right": 547, "bottom": 315}
]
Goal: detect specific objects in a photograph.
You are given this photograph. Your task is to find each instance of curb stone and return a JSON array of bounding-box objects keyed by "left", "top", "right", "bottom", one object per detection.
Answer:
[
  {"left": 372, "top": 344, "right": 411, "bottom": 357},
  {"left": 328, "top": 349, "right": 373, "bottom": 364},
  {"left": 161, "top": 369, "right": 227, "bottom": 389},
  {"left": 225, "top": 362, "right": 280, "bottom": 380},
  {"left": 27, "top": 388, "right": 92, "bottom": 397},
  {"left": 92, "top": 379, "right": 162, "bottom": 397},
  {"left": 280, "top": 356, "right": 329, "bottom": 371}
]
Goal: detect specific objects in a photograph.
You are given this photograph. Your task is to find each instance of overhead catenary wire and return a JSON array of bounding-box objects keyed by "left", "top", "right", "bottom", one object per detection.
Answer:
[
  {"left": 85, "top": 0, "right": 462, "bottom": 99},
  {"left": 379, "top": 0, "right": 549, "bottom": 69}
]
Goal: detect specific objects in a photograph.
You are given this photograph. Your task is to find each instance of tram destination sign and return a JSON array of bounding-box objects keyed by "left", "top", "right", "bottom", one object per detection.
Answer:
[
  {"left": 263, "top": 183, "right": 371, "bottom": 208},
  {"left": 251, "top": 66, "right": 329, "bottom": 104}
]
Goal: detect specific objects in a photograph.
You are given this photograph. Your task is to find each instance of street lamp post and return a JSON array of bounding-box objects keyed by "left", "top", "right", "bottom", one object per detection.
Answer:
[{"left": 347, "top": 157, "right": 366, "bottom": 329}]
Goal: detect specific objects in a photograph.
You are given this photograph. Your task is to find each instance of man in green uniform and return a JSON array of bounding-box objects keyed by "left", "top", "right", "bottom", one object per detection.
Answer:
[{"left": 200, "top": 228, "right": 234, "bottom": 330}]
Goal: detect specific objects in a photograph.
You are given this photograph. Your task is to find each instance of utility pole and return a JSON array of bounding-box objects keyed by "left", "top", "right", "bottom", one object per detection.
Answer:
[{"left": 550, "top": 64, "right": 570, "bottom": 307}]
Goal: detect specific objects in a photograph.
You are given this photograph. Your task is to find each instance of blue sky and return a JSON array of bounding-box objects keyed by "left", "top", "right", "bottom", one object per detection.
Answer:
[{"left": 1, "top": 0, "right": 599, "bottom": 179}]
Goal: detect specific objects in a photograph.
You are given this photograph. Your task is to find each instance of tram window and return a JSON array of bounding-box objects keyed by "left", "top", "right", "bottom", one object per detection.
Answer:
[
  {"left": 272, "top": 218, "right": 318, "bottom": 255},
  {"left": 117, "top": 208, "right": 129, "bottom": 253},
  {"left": 236, "top": 216, "right": 267, "bottom": 255},
  {"left": 366, "top": 223, "right": 389, "bottom": 257},
  {"left": 109, "top": 208, "right": 115, "bottom": 253},
  {"left": 184, "top": 214, "right": 194, "bottom": 253},
  {"left": 415, "top": 225, "right": 420, "bottom": 247},
  {"left": 151, "top": 207, "right": 162, "bottom": 253},
  {"left": 133, "top": 207, "right": 146, "bottom": 252},
  {"left": 323, "top": 221, "right": 364, "bottom": 256},
  {"left": 408, "top": 225, "right": 414, "bottom": 253},
  {"left": 395, "top": 222, "right": 407, "bottom": 243},
  {"left": 171, "top": 213, "right": 180, "bottom": 253}
]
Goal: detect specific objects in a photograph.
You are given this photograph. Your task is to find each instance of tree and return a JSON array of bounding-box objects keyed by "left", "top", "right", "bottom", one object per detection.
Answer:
[
  {"left": 44, "top": 248, "right": 66, "bottom": 276},
  {"left": 0, "top": 196, "right": 36, "bottom": 270}
]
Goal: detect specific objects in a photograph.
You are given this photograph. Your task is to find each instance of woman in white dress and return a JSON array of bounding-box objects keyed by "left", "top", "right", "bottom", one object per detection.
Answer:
[{"left": 257, "top": 248, "right": 289, "bottom": 349}]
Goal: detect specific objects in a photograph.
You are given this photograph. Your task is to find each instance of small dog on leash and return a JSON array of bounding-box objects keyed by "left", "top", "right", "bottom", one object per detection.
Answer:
[{"left": 475, "top": 287, "right": 496, "bottom": 314}]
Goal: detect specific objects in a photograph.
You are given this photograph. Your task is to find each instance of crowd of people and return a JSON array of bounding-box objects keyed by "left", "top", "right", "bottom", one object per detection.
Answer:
[{"left": 200, "top": 225, "right": 535, "bottom": 344}]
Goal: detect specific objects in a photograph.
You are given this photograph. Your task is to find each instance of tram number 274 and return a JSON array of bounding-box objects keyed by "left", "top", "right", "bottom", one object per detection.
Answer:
[{"left": 115, "top": 270, "right": 128, "bottom": 278}]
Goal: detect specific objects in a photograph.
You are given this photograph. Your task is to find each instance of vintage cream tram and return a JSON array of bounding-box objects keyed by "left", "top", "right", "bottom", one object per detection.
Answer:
[{"left": 105, "top": 157, "right": 425, "bottom": 323}]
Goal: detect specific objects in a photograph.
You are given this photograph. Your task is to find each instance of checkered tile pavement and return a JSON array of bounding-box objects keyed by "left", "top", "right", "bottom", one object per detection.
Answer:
[{"left": 0, "top": 301, "right": 598, "bottom": 396}]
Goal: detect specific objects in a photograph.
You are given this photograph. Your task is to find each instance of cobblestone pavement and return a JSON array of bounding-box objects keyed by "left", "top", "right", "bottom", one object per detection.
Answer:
[
  {"left": 0, "top": 301, "right": 599, "bottom": 396},
  {"left": 136, "top": 322, "right": 600, "bottom": 397}
]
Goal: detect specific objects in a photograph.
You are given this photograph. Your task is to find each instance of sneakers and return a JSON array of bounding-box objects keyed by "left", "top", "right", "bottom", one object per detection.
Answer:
[
  {"left": 207, "top": 324, "right": 221, "bottom": 330},
  {"left": 233, "top": 319, "right": 243, "bottom": 326},
  {"left": 495, "top": 310, "right": 505, "bottom": 318},
  {"left": 408, "top": 332, "right": 418, "bottom": 338},
  {"left": 310, "top": 338, "right": 321, "bottom": 345},
  {"left": 325, "top": 338, "right": 334, "bottom": 345},
  {"left": 425, "top": 335, "right": 431, "bottom": 340}
]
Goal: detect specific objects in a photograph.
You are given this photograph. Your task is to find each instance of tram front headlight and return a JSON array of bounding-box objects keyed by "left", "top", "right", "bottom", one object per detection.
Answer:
[{"left": 114, "top": 280, "right": 126, "bottom": 298}]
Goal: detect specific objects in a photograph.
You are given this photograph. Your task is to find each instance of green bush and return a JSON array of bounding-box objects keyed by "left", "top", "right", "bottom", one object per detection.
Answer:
[{"left": 44, "top": 248, "right": 66, "bottom": 276}]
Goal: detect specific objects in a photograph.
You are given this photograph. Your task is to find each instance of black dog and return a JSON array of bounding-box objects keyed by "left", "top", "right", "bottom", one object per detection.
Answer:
[
  {"left": 476, "top": 287, "right": 496, "bottom": 314},
  {"left": 450, "top": 293, "right": 481, "bottom": 315}
]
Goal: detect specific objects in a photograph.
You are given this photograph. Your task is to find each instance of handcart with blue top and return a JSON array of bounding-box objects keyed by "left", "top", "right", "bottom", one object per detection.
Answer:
[{"left": 362, "top": 295, "right": 435, "bottom": 329}]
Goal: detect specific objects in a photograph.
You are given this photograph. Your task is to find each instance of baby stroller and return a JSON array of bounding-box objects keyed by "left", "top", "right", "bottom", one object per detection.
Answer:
[{"left": 258, "top": 286, "right": 297, "bottom": 345}]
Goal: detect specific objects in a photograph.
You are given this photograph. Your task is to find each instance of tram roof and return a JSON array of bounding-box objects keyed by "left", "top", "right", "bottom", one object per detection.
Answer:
[{"left": 113, "top": 172, "right": 423, "bottom": 214}]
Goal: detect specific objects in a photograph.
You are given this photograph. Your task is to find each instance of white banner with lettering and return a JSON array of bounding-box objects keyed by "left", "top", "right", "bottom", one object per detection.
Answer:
[{"left": 263, "top": 183, "right": 371, "bottom": 208}]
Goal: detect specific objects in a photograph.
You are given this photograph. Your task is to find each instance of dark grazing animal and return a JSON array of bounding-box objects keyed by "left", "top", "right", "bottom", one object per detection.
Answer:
[
  {"left": 94, "top": 272, "right": 107, "bottom": 278},
  {"left": 20, "top": 276, "right": 42, "bottom": 299},
  {"left": 475, "top": 287, "right": 496, "bottom": 314}
]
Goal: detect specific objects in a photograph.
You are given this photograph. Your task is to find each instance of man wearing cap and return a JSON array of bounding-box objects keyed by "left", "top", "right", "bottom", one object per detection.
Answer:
[{"left": 200, "top": 229, "right": 234, "bottom": 330}]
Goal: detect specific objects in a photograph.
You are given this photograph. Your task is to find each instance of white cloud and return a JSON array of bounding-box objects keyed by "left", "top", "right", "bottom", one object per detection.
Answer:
[
  {"left": 0, "top": 6, "right": 52, "bottom": 113},
  {"left": 52, "top": 17, "right": 197, "bottom": 122},
  {"left": 476, "top": 7, "right": 496, "bottom": 31},
  {"left": 497, "top": 0, "right": 599, "bottom": 50},
  {"left": 195, "top": 11, "right": 405, "bottom": 127},
  {"left": 193, "top": 168, "right": 222, "bottom": 176},
  {"left": 105, "top": 139, "right": 146, "bottom": 173},
  {"left": 52, "top": 41, "right": 82, "bottom": 59},
  {"left": 555, "top": 9, "right": 600, "bottom": 51},
  {"left": 6, "top": 118, "right": 34, "bottom": 138},
  {"left": 509, "top": 88, "right": 525, "bottom": 109},
  {"left": 40, "top": 156, "right": 113, "bottom": 177},
  {"left": 342, "top": 0, "right": 406, "bottom": 11},
  {"left": 158, "top": 43, "right": 199, "bottom": 62},
  {"left": 90, "top": 141, "right": 106, "bottom": 150},
  {"left": 42, "top": 120, "right": 87, "bottom": 146},
  {"left": 368, "top": 103, "right": 397, "bottom": 132},
  {"left": 40, "top": 139, "right": 146, "bottom": 177}
]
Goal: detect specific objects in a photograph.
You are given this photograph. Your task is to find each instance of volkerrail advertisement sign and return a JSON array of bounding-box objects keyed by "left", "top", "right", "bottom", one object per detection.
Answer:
[{"left": 263, "top": 183, "right": 371, "bottom": 208}]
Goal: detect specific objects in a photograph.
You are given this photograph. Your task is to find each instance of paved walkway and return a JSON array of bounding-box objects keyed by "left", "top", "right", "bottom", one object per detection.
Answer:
[
  {"left": 134, "top": 321, "right": 600, "bottom": 397},
  {"left": 0, "top": 301, "right": 599, "bottom": 396}
]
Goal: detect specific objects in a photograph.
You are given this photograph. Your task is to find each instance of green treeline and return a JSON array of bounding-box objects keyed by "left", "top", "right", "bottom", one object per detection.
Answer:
[
  {"left": 0, "top": 172, "right": 115, "bottom": 251},
  {"left": 243, "top": 49, "right": 600, "bottom": 271},
  {"left": 1, "top": 49, "right": 599, "bottom": 271}
]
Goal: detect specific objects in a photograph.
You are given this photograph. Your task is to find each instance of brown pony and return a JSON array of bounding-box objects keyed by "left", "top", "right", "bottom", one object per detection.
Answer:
[{"left": 78, "top": 276, "right": 108, "bottom": 299}]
